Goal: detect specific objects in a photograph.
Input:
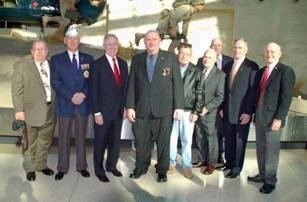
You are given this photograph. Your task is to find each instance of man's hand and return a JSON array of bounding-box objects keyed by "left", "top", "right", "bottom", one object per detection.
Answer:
[
  {"left": 271, "top": 119, "right": 282, "bottom": 131},
  {"left": 127, "top": 109, "right": 136, "bottom": 123},
  {"left": 189, "top": 114, "right": 198, "bottom": 122},
  {"left": 200, "top": 107, "right": 208, "bottom": 117},
  {"left": 94, "top": 114, "right": 104, "bottom": 125},
  {"left": 173, "top": 109, "right": 184, "bottom": 120},
  {"left": 15, "top": 112, "right": 25, "bottom": 121},
  {"left": 71, "top": 92, "right": 86, "bottom": 105},
  {"left": 240, "top": 113, "right": 251, "bottom": 125}
]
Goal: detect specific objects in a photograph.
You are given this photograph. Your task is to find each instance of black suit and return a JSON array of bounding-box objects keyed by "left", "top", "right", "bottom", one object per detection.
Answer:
[
  {"left": 126, "top": 49, "right": 184, "bottom": 175},
  {"left": 254, "top": 62, "right": 295, "bottom": 186},
  {"left": 196, "top": 54, "right": 233, "bottom": 159},
  {"left": 222, "top": 58, "right": 259, "bottom": 174},
  {"left": 90, "top": 55, "right": 128, "bottom": 175}
]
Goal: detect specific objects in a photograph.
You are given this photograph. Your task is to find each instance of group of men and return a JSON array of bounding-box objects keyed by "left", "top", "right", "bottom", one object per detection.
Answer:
[{"left": 12, "top": 25, "right": 295, "bottom": 194}]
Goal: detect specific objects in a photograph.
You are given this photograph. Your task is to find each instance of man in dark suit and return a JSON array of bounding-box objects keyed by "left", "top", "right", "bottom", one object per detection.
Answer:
[
  {"left": 50, "top": 25, "right": 94, "bottom": 180},
  {"left": 126, "top": 30, "right": 184, "bottom": 182},
  {"left": 221, "top": 38, "right": 259, "bottom": 178},
  {"left": 247, "top": 42, "right": 295, "bottom": 194},
  {"left": 11, "top": 39, "right": 55, "bottom": 181},
  {"left": 194, "top": 38, "right": 232, "bottom": 167},
  {"left": 90, "top": 34, "right": 128, "bottom": 183},
  {"left": 194, "top": 48, "right": 225, "bottom": 175}
]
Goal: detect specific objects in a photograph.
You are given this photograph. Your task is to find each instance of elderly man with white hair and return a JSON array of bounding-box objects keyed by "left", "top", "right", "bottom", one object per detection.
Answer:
[{"left": 248, "top": 42, "right": 295, "bottom": 194}]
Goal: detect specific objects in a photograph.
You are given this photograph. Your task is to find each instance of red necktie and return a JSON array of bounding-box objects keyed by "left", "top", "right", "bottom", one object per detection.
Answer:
[
  {"left": 112, "top": 57, "right": 120, "bottom": 86},
  {"left": 257, "top": 66, "right": 270, "bottom": 104}
]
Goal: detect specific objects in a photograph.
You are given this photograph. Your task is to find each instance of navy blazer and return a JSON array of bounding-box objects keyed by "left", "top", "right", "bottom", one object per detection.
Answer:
[
  {"left": 255, "top": 62, "right": 295, "bottom": 127},
  {"left": 50, "top": 51, "right": 94, "bottom": 117},
  {"left": 90, "top": 55, "right": 128, "bottom": 120},
  {"left": 222, "top": 58, "right": 259, "bottom": 124},
  {"left": 196, "top": 54, "right": 233, "bottom": 73}
]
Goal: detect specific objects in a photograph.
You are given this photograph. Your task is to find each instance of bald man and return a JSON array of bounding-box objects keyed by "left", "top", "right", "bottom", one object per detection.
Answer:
[{"left": 247, "top": 42, "right": 295, "bottom": 194}]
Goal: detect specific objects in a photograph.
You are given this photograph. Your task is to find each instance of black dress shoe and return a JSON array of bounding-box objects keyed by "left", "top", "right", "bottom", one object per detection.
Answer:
[
  {"left": 259, "top": 183, "right": 275, "bottom": 194},
  {"left": 26, "top": 172, "right": 36, "bottom": 181},
  {"left": 97, "top": 174, "right": 110, "bottom": 183},
  {"left": 39, "top": 167, "right": 54, "bottom": 176},
  {"left": 217, "top": 156, "right": 225, "bottom": 164},
  {"left": 107, "top": 169, "right": 122, "bottom": 177},
  {"left": 247, "top": 174, "right": 263, "bottom": 183},
  {"left": 225, "top": 171, "right": 239, "bottom": 179},
  {"left": 55, "top": 171, "right": 65, "bottom": 180},
  {"left": 80, "top": 169, "right": 90, "bottom": 178},
  {"left": 129, "top": 169, "right": 145, "bottom": 179},
  {"left": 157, "top": 173, "right": 167, "bottom": 182},
  {"left": 216, "top": 164, "right": 230, "bottom": 171}
]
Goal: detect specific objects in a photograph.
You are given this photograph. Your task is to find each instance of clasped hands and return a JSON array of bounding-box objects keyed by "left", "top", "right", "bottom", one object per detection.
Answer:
[
  {"left": 71, "top": 92, "right": 86, "bottom": 105},
  {"left": 126, "top": 109, "right": 185, "bottom": 123}
]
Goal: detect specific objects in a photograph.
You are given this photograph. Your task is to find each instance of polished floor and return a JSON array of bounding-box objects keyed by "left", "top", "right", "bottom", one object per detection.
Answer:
[{"left": 0, "top": 145, "right": 306, "bottom": 202}]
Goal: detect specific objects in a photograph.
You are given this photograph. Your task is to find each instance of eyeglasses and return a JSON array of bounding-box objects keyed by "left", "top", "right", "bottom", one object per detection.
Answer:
[{"left": 33, "top": 48, "right": 47, "bottom": 52}]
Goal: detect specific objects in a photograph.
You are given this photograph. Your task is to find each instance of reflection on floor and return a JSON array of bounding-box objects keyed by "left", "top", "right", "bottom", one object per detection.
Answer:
[{"left": 0, "top": 146, "right": 306, "bottom": 202}]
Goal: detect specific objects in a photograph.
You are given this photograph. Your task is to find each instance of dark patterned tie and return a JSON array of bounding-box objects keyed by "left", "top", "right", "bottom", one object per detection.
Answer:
[{"left": 72, "top": 53, "right": 78, "bottom": 75}]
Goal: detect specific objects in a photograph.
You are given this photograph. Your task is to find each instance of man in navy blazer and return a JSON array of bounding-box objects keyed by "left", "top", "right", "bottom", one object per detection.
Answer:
[
  {"left": 195, "top": 38, "right": 232, "bottom": 166},
  {"left": 221, "top": 38, "right": 259, "bottom": 178},
  {"left": 50, "top": 25, "right": 94, "bottom": 180},
  {"left": 90, "top": 34, "right": 128, "bottom": 183},
  {"left": 248, "top": 42, "right": 295, "bottom": 194}
]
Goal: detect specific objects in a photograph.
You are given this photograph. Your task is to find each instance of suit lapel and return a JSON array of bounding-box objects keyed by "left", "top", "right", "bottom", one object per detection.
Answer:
[
  {"left": 151, "top": 50, "right": 165, "bottom": 82},
  {"left": 29, "top": 60, "right": 45, "bottom": 89},
  {"left": 205, "top": 66, "right": 217, "bottom": 86},
  {"left": 265, "top": 63, "right": 280, "bottom": 88}
]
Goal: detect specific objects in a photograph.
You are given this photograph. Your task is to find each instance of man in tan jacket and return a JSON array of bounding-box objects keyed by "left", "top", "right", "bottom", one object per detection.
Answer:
[{"left": 11, "top": 39, "right": 55, "bottom": 181}]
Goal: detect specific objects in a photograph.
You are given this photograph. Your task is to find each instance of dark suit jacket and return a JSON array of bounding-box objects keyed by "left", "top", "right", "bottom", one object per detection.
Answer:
[
  {"left": 223, "top": 58, "right": 259, "bottom": 124},
  {"left": 196, "top": 54, "right": 233, "bottom": 72},
  {"left": 255, "top": 62, "right": 295, "bottom": 127},
  {"left": 50, "top": 51, "right": 94, "bottom": 117},
  {"left": 126, "top": 49, "right": 184, "bottom": 118},
  {"left": 198, "top": 65, "right": 225, "bottom": 121},
  {"left": 11, "top": 58, "right": 55, "bottom": 126},
  {"left": 90, "top": 55, "right": 128, "bottom": 120}
]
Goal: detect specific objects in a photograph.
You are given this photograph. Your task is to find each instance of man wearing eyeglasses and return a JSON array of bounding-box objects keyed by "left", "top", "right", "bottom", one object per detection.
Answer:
[{"left": 11, "top": 39, "right": 55, "bottom": 181}]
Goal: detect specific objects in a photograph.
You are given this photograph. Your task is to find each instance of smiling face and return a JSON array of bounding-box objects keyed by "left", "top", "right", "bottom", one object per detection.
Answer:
[
  {"left": 178, "top": 47, "right": 192, "bottom": 66},
  {"left": 31, "top": 40, "right": 48, "bottom": 63},
  {"left": 264, "top": 42, "right": 282, "bottom": 65},
  {"left": 144, "top": 31, "right": 161, "bottom": 55},
  {"left": 103, "top": 35, "right": 119, "bottom": 57},
  {"left": 202, "top": 49, "right": 217, "bottom": 68},
  {"left": 64, "top": 35, "right": 80, "bottom": 52},
  {"left": 210, "top": 38, "right": 223, "bottom": 55},
  {"left": 232, "top": 39, "right": 248, "bottom": 60}
]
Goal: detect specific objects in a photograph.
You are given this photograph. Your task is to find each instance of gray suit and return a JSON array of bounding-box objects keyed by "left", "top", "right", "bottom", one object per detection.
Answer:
[
  {"left": 126, "top": 49, "right": 184, "bottom": 174},
  {"left": 255, "top": 62, "right": 295, "bottom": 186},
  {"left": 195, "top": 66, "right": 225, "bottom": 164},
  {"left": 11, "top": 58, "right": 55, "bottom": 172}
]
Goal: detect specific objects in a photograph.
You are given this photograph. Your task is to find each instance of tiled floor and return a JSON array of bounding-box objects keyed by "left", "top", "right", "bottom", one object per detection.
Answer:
[{"left": 0, "top": 145, "right": 306, "bottom": 202}]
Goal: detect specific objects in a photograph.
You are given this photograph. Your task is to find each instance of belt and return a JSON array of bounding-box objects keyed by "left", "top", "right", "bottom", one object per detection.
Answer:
[{"left": 46, "top": 102, "right": 52, "bottom": 105}]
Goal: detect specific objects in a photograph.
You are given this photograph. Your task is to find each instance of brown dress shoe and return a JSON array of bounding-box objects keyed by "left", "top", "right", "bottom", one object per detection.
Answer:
[
  {"left": 203, "top": 164, "right": 215, "bottom": 175},
  {"left": 183, "top": 168, "right": 193, "bottom": 178}
]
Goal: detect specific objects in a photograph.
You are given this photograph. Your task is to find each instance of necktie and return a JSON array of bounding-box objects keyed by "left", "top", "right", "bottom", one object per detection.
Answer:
[
  {"left": 112, "top": 57, "right": 120, "bottom": 86},
  {"left": 72, "top": 53, "right": 78, "bottom": 75},
  {"left": 40, "top": 62, "right": 51, "bottom": 101},
  {"left": 147, "top": 55, "right": 155, "bottom": 82},
  {"left": 229, "top": 60, "right": 239, "bottom": 89},
  {"left": 257, "top": 66, "right": 270, "bottom": 105}
]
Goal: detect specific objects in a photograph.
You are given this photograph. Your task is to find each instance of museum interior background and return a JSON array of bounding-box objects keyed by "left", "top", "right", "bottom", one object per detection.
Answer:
[{"left": 0, "top": 0, "right": 306, "bottom": 143}]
